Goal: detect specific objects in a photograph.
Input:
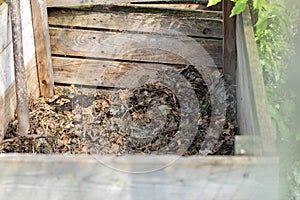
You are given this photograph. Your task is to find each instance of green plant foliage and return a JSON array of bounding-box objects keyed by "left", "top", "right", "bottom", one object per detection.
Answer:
[
  {"left": 289, "top": 161, "right": 300, "bottom": 199},
  {"left": 248, "top": 1, "right": 299, "bottom": 198},
  {"left": 208, "top": 0, "right": 299, "bottom": 141},
  {"left": 207, "top": 0, "right": 222, "bottom": 7},
  {"left": 208, "top": 0, "right": 299, "bottom": 199},
  {"left": 230, "top": 0, "right": 248, "bottom": 17},
  {"left": 207, "top": 0, "right": 248, "bottom": 17}
]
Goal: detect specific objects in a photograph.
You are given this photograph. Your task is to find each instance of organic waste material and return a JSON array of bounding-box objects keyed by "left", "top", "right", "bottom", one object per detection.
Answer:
[{"left": 1, "top": 66, "right": 238, "bottom": 155}]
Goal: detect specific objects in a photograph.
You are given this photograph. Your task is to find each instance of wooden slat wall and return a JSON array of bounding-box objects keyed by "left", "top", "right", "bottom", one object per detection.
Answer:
[
  {"left": 48, "top": 9, "right": 223, "bottom": 38},
  {"left": 0, "top": 1, "right": 39, "bottom": 141},
  {"left": 49, "top": 28, "right": 222, "bottom": 64},
  {"left": 0, "top": 155, "right": 279, "bottom": 200},
  {"left": 48, "top": 5, "right": 223, "bottom": 87},
  {"left": 236, "top": 6, "right": 275, "bottom": 155},
  {"left": 0, "top": 60, "right": 39, "bottom": 140}
]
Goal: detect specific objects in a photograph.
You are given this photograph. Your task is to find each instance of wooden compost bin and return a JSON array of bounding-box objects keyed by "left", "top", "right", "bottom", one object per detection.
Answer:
[{"left": 0, "top": 0, "right": 278, "bottom": 199}]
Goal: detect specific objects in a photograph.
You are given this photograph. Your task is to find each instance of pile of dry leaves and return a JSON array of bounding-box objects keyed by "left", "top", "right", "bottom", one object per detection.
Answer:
[{"left": 1, "top": 66, "right": 238, "bottom": 155}]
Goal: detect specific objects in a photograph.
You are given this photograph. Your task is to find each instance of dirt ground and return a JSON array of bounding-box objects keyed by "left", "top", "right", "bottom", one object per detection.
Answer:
[{"left": 0, "top": 66, "right": 238, "bottom": 155}]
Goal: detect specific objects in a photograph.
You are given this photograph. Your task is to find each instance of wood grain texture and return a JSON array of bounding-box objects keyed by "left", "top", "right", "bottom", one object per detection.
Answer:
[
  {"left": 119, "top": 3, "right": 211, "bottom": 11},
  {"left": 53, "top": 57, "right": 178, "bottom": 87},
  {"left": 11, "top": 0, "right": 31, "bottom": 136},
  {"left": 222, "top": 0, "right": 236, "bottom": 80},
  {"left": 50, "top": 28, "right": 222, "bottom": 67},
  {"left": 48, "top": 9, "right": 222, "bottom": 39},
  {"left": 0, "top": 59, "right": 39, "bottom": 141},
  {"left": 0, "top": 3, "right": 8, "bottom": 54},
  {"left": 120, "top": 3, "right": 222, "bottom": 11},
  {"left": 236, "top": 6, "right": 275, "bottom": 155},
  {"left": 46, "top": 0, "right": 210, "bottom": 8},
  {"left": 31, "top": 0, "right": 54, "bottom": 97},
  {"left": 0, "top": 155, "right": 279, "bottom": 200},
  {"left": 0, "top": 2, "right": 9, "bottom": 97}
]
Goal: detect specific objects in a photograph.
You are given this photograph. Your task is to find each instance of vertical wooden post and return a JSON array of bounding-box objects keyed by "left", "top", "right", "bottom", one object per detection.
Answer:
[
  {"left": 30, "top": 0, "right": 54, "bottom": 97},
  {"left": 223, "top": 0, "right": 236, "bottom": 80},
  {"left": 10, "top": 0, "right": 30, "bottom": 136}
]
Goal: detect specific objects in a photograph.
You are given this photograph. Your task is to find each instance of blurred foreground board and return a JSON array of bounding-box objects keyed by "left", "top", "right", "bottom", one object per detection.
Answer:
[{"left": 0, "top": 155, "right": 278, "bottom": 200}]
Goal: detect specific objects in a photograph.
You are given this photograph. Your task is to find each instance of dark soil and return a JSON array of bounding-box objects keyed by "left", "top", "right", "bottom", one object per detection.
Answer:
[{"left": 0, "top": 66, "right": 238, "bottom": 155}]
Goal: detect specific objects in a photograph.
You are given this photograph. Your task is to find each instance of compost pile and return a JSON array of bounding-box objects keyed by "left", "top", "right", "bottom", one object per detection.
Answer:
[{"left": 1, "top": 66, "right": 238, "bottom": 155}]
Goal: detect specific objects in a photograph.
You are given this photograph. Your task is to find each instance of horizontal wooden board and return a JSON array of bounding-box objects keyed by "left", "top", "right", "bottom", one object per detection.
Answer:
[
  {"left": 50, "top": 28, "right": 222, "bottom": 67},
  {"left": 46, "top": 0, "right": 210, "bottom": 8},
  {"left": 119, "top": 3, "right": 210, "bottom": 11},
  {"left": 53, "top": 57, "right": 179, "bottom": 87},
  {"left": 119, "top": 3, "right": 222, "bottom": 11},
  {"left": 0, "top": 155, "right": 279, "bottom": 200},
  {"left": 48, "top": 9, "right": 222, "bottom": 38},
  {"left": 0, "top": 3, "right": 8, "bottom": 54}
]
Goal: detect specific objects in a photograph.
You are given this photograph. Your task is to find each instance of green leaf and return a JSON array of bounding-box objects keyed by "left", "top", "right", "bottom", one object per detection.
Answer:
[
  {"left": 230, "top": 0, "right": 248, "bottom": 17},
  {"left": 207, "top": 0, "right": 222, "bottom": 7},
  {"left": 255, "top": 14, "right": 269, "bottom": 35},
  {"left": 253, "top": 0, "right": 266, "bottom": 9}
]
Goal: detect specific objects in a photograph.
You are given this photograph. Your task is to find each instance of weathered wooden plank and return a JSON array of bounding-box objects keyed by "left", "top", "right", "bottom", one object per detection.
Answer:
[
  {"left": 53, "top": 57, "right": 177, "bottom": 87},
  {"left": 119, "top": 3, "right": 208, "bottom": 11},
  {"left": 236, "top": 6, "right": 275, "bottom": 155},
  {"left": 0, "top": 3, "right": 8, "bottom": 54},
  {"left": 0, "top": 155, "right": 279, "bottom": 200},
  {"left": 122, "top": 2, "right": 222, "bottom": 11},
  {"left": 47, "top": 5, "right": 222, "bottom": 20},
  {"left": 69, "top": 4, "right": 222, "bottom": 19},
  {"left": 31, "top": 0, "right": 54, "bottom": 97},
  {"left": 46, "top": 0, "right": 209, "bottom": 8},
  {"left": 0, "top": 15, "right": 37, "bottom": 96},
  {"left": 0, "top": 3, "right": 9, "bottom": 98},
  {"left": 48, "top": 9, "right": 222, "bottom": 39},
  {"left": 0, "top": 0, "right": 39, "bottom": 141},
  {"left": 0, "top": 59, "right": 39, "bottom": 141},
  {"left": 222, "top": 0, "right": 236, "bottom": 80},
  {"left": 50, "top": 28, "right": 222, "bottom": 67}
]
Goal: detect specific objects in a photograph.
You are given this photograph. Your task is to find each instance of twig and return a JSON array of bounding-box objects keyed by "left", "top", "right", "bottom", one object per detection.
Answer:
[{"left": 0, "top": 135, "right": 47, "bottom": 145}]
